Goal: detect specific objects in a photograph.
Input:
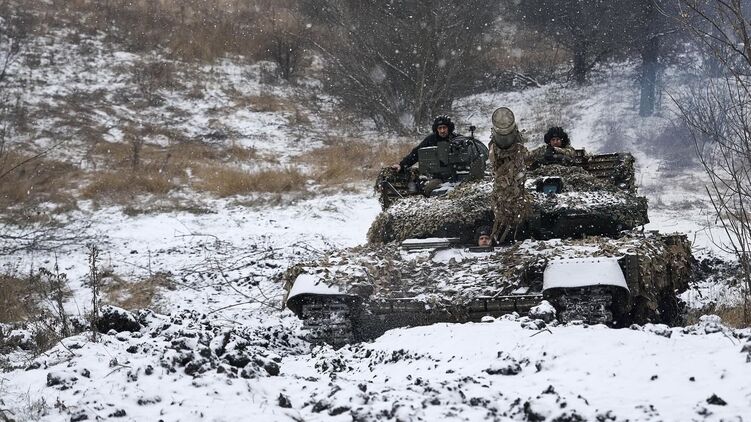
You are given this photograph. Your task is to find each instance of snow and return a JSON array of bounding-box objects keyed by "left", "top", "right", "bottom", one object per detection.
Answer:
[
  {"left": 1, "top": 23, "right": 750, "bottom": 422},
  {"left": 543, "top": 257, "right": 628, "bottom": 290},
  {"left": 287, "top": 273, "right": 344, "bottom": 298}
]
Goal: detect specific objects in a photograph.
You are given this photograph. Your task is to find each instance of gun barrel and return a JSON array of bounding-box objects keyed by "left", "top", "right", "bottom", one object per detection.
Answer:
[
  {"left": 492, "top": 107, "right": 516, "bottom": 135},
  {"left": 491, "top": 107, "right": 520, "bottom": 149}
]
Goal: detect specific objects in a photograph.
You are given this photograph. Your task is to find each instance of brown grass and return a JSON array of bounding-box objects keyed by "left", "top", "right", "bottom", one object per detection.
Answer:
[
  {"left": 685, "top": 302, "right": 751, "bottom": 328},
  {"left": 33, "top": 0, "right": 268, "bottom": 62},
  {"left": 79, "top": 134, "right": 280, "bottom": 203},
  {"left": 82, "top": 170, "right": 174, "bottom": 200},
  {"left": 225, "top": 143, "right": 258, "bottom": 161},
  {"left": 0, "top": 274, "right": 37, "bottom": 323},
  {"left": 298, "top": 136, "right": 414, "bottom": 185},
  {"left": 102, "top": 272, "right": 175, "bottom": 311},
  {"left": 193, "top": 166, "right": 307, "bottom": 197},
  {"left": 0, "top": 150, "right": 80, "bottom": 210},
  {"left": 240, "top": 93, "right": 295, "bottom": 113}
]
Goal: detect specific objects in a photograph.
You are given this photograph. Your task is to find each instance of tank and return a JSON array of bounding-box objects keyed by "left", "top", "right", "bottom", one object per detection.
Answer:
[{"left": 281, "top": 108, "right": 695, "bottom": 347}]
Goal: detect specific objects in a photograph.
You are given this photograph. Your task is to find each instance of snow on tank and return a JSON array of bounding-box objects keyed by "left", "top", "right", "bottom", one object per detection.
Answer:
[{"left": 543, "top": 257, "right": 628, "bottom": 291}]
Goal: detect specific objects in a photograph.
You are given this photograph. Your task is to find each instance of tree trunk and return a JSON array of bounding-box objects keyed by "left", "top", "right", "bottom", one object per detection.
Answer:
[
  {"left": 639, "top": 35, "right": 659, "bottom": 116},
  {"left": 573, "top": 39, "right": 588, "bottom": 85},
  {"left": 640, "top": 2, "right": 660, "bottom": 117}
]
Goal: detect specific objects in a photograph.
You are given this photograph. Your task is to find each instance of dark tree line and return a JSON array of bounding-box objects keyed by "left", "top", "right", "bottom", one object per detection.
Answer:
[
  {"left": 506, "top": 0, "right": 686, "bottom": 115},
  {"left": 299, "top": 0, "right": 699, "bottom": 130},
  {"left": 302, "top": 0, "right": 498, "bottom": 133}
]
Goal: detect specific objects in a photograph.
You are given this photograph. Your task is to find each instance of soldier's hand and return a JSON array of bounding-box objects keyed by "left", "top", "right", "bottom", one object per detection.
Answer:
[
  {"left": 544, "top": 146, "right": 556, "bottom": 161},
  {"left": 391, "top": 164, "right": 402, "bottom": 172}
]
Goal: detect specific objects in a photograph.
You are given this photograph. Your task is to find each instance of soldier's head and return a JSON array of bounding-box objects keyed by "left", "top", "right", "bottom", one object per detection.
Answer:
[
  {"left": 475, "top": 225, "right": 492, "bottom": 247},
  {"left": 544, "top": 126, "right": 570, "bottom": 148},
  {"left": 432, "top": 115, "right": 455, "bottom": 139}
]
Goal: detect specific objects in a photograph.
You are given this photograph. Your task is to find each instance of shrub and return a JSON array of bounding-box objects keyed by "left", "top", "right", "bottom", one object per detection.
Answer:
[
  {"left": 0, "top": 274, "right": 36, "bottom": 323},
  {"left": 102, "top": 271, "right": 174, "bottom": 311}
]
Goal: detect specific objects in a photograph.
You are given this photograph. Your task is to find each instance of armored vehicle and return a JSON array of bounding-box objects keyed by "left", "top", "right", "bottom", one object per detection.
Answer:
[
  {"left": 377, "top": 128, "right": 488, "bottom": 208},
  {"left": 282, "top": 108, "right": 694, "bottom": 347}
]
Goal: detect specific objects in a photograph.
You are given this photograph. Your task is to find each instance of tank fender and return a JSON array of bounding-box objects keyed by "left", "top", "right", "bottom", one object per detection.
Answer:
[
  {"left": 285, "top": 273, "right": 353, "bottom": 316},
  {"left": 542, "top": 257, "right": 629, "bottom": 292}
]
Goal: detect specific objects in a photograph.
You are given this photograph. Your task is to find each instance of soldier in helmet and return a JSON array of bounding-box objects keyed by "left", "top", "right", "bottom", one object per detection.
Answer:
[
  {"left": 475, "top": 225, "right": 493, "bottom": 247},
  {"left": 392, "top": 115, "right": 462, "bottom": 195},
  {"left": 527, "top": 126, "right": 577, "bottom": 167}
]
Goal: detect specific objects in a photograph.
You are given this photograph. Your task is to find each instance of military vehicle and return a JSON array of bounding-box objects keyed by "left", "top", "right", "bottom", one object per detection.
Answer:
[
  {"left": 282, "top": 108, "right": 694, "bottom": 347},
  {"left": 376, "top": 127, "right": 489, "bottom": 208}
]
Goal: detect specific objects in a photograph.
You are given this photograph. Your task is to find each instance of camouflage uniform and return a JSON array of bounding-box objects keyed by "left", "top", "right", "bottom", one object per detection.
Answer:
[
  {"left": 526, "top": 126, "right": 577, "bottom": 168},
  {"left": 398, "top": 115, "right": 461, "bottom": 196},
  {"left": 526, "top": 144, "right": 577, "bottom": 166}
]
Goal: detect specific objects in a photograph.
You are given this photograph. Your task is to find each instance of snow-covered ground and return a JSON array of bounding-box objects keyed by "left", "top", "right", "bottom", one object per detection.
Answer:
[
  {"left": 2, "top": 22, "right": 750, "bottom": 422},
  {"left": 2, "top": 191, "right": 750, "bottom": 421}
]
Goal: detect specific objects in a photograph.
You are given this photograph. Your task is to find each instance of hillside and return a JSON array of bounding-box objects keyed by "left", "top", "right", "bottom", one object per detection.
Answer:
[{"left": 1, "top": 7, "right": 750, "bottom": 422}]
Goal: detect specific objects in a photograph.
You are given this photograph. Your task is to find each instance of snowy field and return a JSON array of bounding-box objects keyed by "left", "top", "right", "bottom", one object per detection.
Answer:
[
  {"left": 2, "top": 26, "right": 750, "bottom": 422},
  {"left": 2, "top": 191, "right": 750, "bottom": 422}
]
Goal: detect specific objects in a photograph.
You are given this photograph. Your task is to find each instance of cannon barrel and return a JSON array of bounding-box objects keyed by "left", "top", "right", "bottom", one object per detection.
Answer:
[{"left": 491, "top": 107, "right": 522, "bottom": 149}]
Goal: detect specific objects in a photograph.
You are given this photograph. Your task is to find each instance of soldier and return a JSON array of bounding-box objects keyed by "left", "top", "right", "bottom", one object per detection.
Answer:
[
  {"left": 527, "top": 126, "right": 577, "bottom": 167},
  {"left": 475, "top": 225, "right": 493, "bottom": 247},
  {"left": 392, "top": 115, "right": 462, "bottom": 195}
]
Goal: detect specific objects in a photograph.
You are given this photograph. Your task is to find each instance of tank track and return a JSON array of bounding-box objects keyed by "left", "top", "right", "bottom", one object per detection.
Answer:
[
  {"left": 300, "top": 297, "right": 357, "bottom": 347},
  {"left": 553, "top": 286, "right": 615, "bottom": 325}
]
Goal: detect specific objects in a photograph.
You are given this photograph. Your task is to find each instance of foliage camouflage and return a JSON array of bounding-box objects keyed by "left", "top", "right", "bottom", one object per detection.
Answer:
[
  {"left": 282, "top": 232, "right": 692, "bottom": 325},
  {"left": 368, "top": 162, "right": 648, "bottom": 244},
  {"left": 491, "top": 142, "right": 532, "bottom": 241}
]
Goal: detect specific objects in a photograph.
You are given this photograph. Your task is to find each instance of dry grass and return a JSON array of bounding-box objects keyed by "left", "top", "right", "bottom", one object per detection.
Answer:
[
  {"left": 0, "top": 274, "right": 37, "bottom": 323},
  {"left": 81, "top": 170, "right": 174, "bottom": 201},
  {"left": 193, "top": 166, "right": 307, "bottom": 197},
  {"left": 225, "top": 143, "right": 258, "bottom": 161},
  {"left": 239, "top": 93, "right": 295, "bottom": 113},
  {"left": 34, "top": 0, "right": 268, "bottom": 62},
  {"left": 686, "top": 302, "right": 751, "bottom": 328},
  {"left": 76, "top": 132, "right": 288, "bottom": 203},
  {"left": 488, "top": 29, "right": 570, "bottom": 74},
  {"left": 102, "top": 272, "right": 175, "bottom": 311},
  {"left": 0, "top": 150, "right": 80, "bottom": 210},
  {"left": 298, "top": 136, "right": 414, "bottom": 185}
]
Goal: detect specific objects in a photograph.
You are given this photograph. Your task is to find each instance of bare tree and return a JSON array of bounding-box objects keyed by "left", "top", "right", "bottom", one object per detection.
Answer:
[
  {"left": 507, "top": 0, "right": 648, "bottom": 84},
  {"left": 253, "top": 0, "right": 311, "bottom": 81},
  {"left": 673, "top": 0, "right": 751, "bottom": 320},
  {"left": 0, "top": 3, "right": 26, "bottom": 84},
  {"left": 305, "top": 0, "right": 498, "bottom": 133}
]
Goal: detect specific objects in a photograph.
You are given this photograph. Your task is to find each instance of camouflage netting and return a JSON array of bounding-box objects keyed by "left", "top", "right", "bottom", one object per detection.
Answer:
[
  {"left": 282, "top": 233, "right": 692, "bottom": 312},
  {"left": 527, "top": 164, "right": 618, "bottom": 192},
  {"left": 530, "top": 190, "right": 648, "bottom": 229},
  {"left": 627, "top": 233, "right": 693, "bottom": 317},
  {"left": 491, "top": 143, "right": 532, "bottom": 241},
  {"left": 367, "top": 173, "right": 648, "bottom": 244},
  {"left": 374, "top": 167, "right": 420, "bottom": 209},
  {"left": 367, "top": 180, "right": 494, "bottom": 244}
]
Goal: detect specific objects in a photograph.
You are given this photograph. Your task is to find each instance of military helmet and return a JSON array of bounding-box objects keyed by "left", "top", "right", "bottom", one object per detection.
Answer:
[
  {"left": 544, "top": 126, "right": 570, "bottom": 147},
  {"left": 432, "top": 115, "right": 455, "bottom": 134}
]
